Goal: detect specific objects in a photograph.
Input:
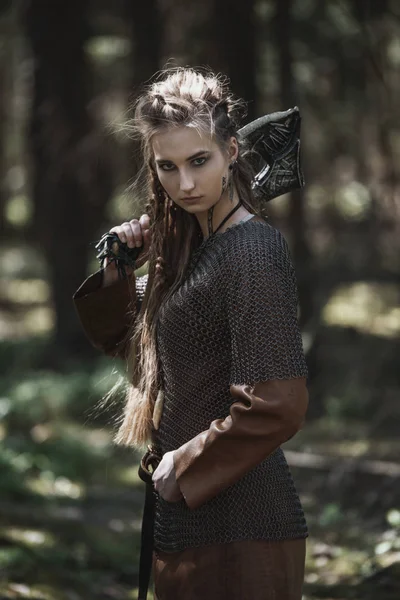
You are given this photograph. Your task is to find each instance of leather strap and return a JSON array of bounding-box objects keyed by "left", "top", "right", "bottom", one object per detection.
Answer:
[
  {"left": 213, "top": 201, "right": 242, "bottom": 235},
  {"left": 137, "top": 480, "right": 156, "bottom": 600},
  {"left": 137, "top": 446, "right": 161, "bottom": 600}
]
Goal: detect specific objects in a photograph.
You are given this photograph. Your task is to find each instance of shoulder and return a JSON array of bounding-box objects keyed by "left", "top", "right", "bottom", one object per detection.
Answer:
[{"left": 223, "top": 219, "right": 292, "bottom": 272}]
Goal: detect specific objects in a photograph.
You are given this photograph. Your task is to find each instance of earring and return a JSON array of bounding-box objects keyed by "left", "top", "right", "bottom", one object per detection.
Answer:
[
  {"left": 228, "top": 160, "right": 236, "bottom": 202},
  {"left": 207, "top": 206, "right": 214, "bottom": 236},
  {"left": 228, "top": 173, "right": 234, "bottom": 202}
]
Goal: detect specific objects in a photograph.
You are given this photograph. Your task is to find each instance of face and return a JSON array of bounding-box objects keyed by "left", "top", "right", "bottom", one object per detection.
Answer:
[{"left": 152, "top": 126, "right": 238, "bottom": 214}]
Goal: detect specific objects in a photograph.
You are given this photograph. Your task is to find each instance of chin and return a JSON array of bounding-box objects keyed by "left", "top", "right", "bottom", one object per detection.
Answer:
[
  {"left": 178, "top": 201, "right": 208, "bottom": 214},
  {"left": 180, "top": 204, "right": 205, "bottom": 214}
]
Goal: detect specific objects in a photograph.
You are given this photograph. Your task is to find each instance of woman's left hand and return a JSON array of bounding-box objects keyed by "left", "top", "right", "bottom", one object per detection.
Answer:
[{"left": 152, "top": 451, "right": 183, "bottom": 502}]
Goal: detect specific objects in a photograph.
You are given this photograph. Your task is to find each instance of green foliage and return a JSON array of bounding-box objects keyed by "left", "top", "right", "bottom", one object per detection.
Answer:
[
  {"left": 319, "top": 502, "right": 344, "bottom": 527},
  {"left": 0, "top": 337, "right": 49, "bottom": 374},
  {"left": 324, "top": 384, "right": 371, "bottom": 420},
  {"left": 0, "top": 546, "right": 37, "bottom": 578},
  {"left": 0, "top": 341, "right": 124, "bottom": 428},
  {"left": 1, "top": 430, "right": 114, "bottom": 487},
  {"left": 0, "top": 342, "right": 129, "bottom": 503},
  {"left": 0, "top": 444, "right": 40, "bottom": 501}
]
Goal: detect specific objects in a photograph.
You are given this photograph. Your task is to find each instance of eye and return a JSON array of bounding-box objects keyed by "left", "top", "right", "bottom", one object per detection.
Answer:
[
  {"left": 192, "top": 157, "right": 207, "bottom": 167},
  {"left": 159, "top": 163, "right": 176, "bottom": 172}
]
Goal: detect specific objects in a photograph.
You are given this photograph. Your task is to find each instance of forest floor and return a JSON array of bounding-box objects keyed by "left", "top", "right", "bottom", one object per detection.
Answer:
[
  {"left": 0, "top": 260, "right": 399, "bottom": 599},
  {"left": 0, "top": 353, "right": 399, "bottom": 600}
]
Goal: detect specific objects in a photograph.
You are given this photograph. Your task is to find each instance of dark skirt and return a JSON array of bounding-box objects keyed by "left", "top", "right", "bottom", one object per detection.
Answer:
[{"left": 153, "top": 538, "right": 306, "bottom": 600}]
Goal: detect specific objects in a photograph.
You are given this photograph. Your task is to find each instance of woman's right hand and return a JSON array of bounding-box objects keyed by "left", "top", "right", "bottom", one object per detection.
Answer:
[{"left": 101, "top": 214, "right": 151, "bottom": 287}]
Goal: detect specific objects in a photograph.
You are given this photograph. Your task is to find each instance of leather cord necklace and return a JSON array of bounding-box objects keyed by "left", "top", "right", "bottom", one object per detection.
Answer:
[
  {"left": 207, "top": 200, "right": 243, "bottom": 238},
  {"left": 186, "top": 201, "right": 250, "bottom": 282}
]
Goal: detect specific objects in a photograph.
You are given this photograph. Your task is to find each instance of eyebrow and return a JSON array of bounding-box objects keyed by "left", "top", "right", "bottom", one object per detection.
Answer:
[{"left": 155, "top": 150, "right": 210, "bottom": 164}]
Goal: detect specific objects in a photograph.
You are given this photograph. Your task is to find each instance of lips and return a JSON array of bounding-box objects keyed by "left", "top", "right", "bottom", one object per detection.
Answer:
[{"left": 182, "top": 196, "right": 202, "bottom": 201}]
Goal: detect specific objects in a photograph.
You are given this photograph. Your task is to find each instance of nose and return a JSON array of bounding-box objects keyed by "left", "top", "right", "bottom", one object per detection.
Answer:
[{"left": 179, "top": 169, "right": 195, "bottom": 194}]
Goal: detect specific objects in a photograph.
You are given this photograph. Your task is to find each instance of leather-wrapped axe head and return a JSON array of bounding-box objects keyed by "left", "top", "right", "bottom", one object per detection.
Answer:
[{"left": 238, "top": 106, "right": 305, "bottom": 201}]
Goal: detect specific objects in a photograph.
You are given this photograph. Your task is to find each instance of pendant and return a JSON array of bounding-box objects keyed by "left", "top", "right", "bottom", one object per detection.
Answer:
[{"left": 152, "top": 389, "right": 165, "bottom": 430}]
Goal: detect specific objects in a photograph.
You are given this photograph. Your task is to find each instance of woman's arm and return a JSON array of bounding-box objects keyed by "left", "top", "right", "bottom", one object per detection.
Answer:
[
  {"left": 73, "top": 215, "right": 151, "bottom": 359},
  {"left": 72, "top": 268, "right": 148, "bottom": 359},
  {"left": 172, "top": 224, "right": 309, "bottom": 509},
  {"left": 173, "top": 378, "right": 308, "bottom": 509}
]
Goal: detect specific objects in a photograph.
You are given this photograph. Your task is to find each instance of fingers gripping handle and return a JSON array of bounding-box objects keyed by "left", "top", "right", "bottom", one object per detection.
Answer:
[{"left": 95, "top": 232, "right": 144, "bottom": 279}]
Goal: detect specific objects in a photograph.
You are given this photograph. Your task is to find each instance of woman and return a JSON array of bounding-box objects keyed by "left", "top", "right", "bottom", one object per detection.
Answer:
[{"left": 73, "top": 67, "right": 309, "bottom": 600}]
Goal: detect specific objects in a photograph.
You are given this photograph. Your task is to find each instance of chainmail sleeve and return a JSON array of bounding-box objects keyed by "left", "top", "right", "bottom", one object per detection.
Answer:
[{"left": 226, "top": 224, "right": 308, "bottom": 384}]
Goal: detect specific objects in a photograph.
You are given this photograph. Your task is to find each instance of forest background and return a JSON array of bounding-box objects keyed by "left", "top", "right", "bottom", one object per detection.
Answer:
[{"left": 0, "top": 1, "right": 399, "bottom": 599}]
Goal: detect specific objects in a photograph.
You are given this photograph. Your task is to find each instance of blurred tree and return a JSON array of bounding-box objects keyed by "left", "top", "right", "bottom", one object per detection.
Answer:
[
  {"left": 210, "top": 0, "right": 257, "bottom": 121},
  {"left": 126, "top": 0, "right": 161, "bottom": 89},
  {"left": 161, "top": 0, "right": 257, "bottom": 121},
  {"left": 124, "top": 0, "right": 161, "bottom": 187},
  {"left": 274, "top": 0, "right": 313, "bottom": 327},
  {"left": 0, "top": 1, "right": 12, "bottom": 235},
  {"left": 22, "top": 0, "right": 113, "bottom": 363},
  {"left": 0, "top": 31, "right": 6, "bottom": 235},
  {"left": 352, "top": 0, "right": 399, "bottom": 251}
]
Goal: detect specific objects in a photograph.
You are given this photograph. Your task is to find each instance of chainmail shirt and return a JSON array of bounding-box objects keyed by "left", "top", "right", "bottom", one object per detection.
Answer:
[{"left": 150, "top": 219, "right": 308, "bottom": 553}]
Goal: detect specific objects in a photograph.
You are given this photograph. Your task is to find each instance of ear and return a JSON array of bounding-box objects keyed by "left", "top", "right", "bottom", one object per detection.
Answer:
[{"left": 228, "top": 136, "right": 239, "bottom": 163}]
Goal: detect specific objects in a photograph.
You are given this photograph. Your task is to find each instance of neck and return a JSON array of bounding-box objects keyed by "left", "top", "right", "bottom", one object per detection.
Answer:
[{"left": 196, "top": 188, "right": 251, "bottom": 239}]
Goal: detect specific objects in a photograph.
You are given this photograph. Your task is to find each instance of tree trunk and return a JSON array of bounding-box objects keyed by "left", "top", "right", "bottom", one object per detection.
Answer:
[
  {"left": 0, "top": 4, "right": 11, "bottom": 236},
  {"left": 124, "top": 0, "right": 161, "bottom": 193},
  {"left": 210, "top": 0, "right": 257, "bottom": 121},
  {"left": 126, "top": 0, "right": 161, "bottom": 90},
  {"left": 0, "top": 43, "right": 6, "bottom": 235},
  {"left": 159, "top": 0, "right": 257, "bottom": 120},
  {"left": 350, "top": 0, "right": 382, "bottom": 274},
  {"left": 275, "top": 0, "right": 313, "bottom": 328},
  {"left": 22, "top": 0, "right": 113, "bottom": 364}
]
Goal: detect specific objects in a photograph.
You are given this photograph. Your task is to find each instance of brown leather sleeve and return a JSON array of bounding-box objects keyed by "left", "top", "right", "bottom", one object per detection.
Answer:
[
  {"left": 72, "top": 268, "right": 137, "bottom": 359},
  {"left": 173, "top": 377, "right": 308, "bottom": 510}
]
